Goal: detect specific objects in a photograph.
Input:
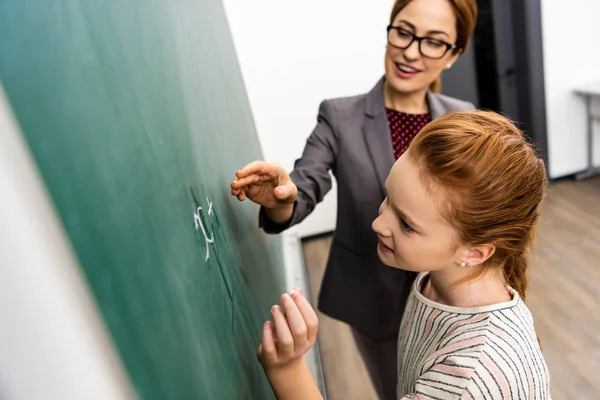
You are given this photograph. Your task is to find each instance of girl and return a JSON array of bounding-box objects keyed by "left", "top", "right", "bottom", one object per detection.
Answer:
[
  {"left": 230, "top": 1, "right": 478, "bottom": 397},
  {"left": 256, "top": 111, "right": 552, "bottom": 400}
]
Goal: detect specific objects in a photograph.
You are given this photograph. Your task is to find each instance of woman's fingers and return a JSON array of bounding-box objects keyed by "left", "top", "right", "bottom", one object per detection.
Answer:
[
  {"left": 231, "top": 174, "right": 263, "bottom": 190},
  {"left": 236, "top": 161, "right": 278, "bottom": 179},
  {"left": 271, "top": 305, "right": 294, "bottom": 358},
  {"left": 274, "top": 182, "right": 297, "bottom": 202},
  {"left": 231, "top": 186, "right": 245, "bottom": 201},
  {"left": 235, "top": 161, "right": 263, "bottom": 178},
  {"left": 290, "top": 290, "right": 319, "bottom": 345},
  {"left": 280, "top": 293, "right": 308, "bottom": 353}
]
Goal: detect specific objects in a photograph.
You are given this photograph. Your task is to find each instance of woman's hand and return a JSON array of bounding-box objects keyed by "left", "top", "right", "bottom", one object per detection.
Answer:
[
  {"left": 230, "top": 161, "right": 298, "bottom": 209},
  {"left": 258, "top": 288, "right": 319, "bottom": 373}
]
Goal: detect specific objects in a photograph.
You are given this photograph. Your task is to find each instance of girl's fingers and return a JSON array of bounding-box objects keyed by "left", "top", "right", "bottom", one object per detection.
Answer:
[
  {"left": 271, "top": 305, "right": 294, "bottom": 358},
  {"left": 261, "top": 321, "right": 277, "bottom": 362},
  {"left": 290, "top": 290, "right": 319, "bottom": 345},
  {"left": 280, "top": 293, "right": 308, "bottom": 352}
]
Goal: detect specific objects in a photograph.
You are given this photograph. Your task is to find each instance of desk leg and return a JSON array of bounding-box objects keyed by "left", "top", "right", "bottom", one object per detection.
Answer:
[{"left": 576, "top": 96, "right": 600, "bottom": 180}]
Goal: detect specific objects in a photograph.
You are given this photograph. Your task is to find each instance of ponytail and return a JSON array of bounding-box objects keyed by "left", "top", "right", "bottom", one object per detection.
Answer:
[
  {"left": 504, "top": 251, "right": 542, "bottom": 348},
  {"left": 503, "top": 253, "right": 528, "bottom": 300}
]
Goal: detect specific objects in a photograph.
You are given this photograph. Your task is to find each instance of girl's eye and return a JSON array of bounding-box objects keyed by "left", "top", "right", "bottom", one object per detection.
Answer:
[{"left": 401, "top": 218, "right": 415, "bottom": 233}]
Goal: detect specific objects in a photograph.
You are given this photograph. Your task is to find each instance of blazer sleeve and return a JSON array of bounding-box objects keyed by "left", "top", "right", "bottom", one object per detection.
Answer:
[{"left": 259, "top": 100, "right": 339, "bottom": 234}]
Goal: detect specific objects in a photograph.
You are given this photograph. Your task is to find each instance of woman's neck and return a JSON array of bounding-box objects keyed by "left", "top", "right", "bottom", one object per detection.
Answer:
[
  {"left": 383, "top": 80, "right": 429, "bottom": 114},
  {"left": 423, "top": 268, "right": 512, "bottom": 308}
]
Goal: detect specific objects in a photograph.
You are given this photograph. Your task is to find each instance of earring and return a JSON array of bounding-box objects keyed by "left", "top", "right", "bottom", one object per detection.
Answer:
[
  {"left": 446, "top": 63, "right": 453, "bottom": 69},
  {"left": 460, "top": 262, "right": 470, "bottom": 268}
]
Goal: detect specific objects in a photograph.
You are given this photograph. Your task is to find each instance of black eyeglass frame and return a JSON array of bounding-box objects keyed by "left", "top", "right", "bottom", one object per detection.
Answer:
[{"left": 386, "top": 25, "right": 459, "bottom": 59}]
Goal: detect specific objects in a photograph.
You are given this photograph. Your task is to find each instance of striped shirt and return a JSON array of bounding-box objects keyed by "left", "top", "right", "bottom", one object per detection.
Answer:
[{"left": 397, "top": 273, "right": 551, "bottom": 400}]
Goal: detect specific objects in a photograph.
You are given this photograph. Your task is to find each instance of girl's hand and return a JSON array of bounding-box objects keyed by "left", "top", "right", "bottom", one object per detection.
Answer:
[{"left": 258, "top": 288, "right": 319, "bottom": 372}]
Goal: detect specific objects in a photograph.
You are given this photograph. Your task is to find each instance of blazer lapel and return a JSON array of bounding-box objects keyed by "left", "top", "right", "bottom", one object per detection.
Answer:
[
  {"left": 426, "top": 91, "right": 444, "bottom": 120},
  {"left": 362, "top": 77, "right": 395, "bottom": 198},
  {"left": 362, "top": 80, "right": 443, "bottom": 197}
]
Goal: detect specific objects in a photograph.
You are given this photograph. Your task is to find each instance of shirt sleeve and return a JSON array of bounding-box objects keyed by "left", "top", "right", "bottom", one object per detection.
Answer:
[{"left": 397, "top": 354, "right": 481, "bottom": 400}]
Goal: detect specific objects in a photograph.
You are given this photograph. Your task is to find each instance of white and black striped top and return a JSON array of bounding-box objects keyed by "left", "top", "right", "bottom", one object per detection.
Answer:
[{"left": 397, "top": 273, "right": 551, "bottom": 400}]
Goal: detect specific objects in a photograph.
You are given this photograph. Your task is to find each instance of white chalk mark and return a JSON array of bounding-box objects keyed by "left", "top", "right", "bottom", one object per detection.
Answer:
[
  {"left": 206, "top": 197, "right": 213, "bottom": 216},
  {"left": 194, "top": 206, "right": 214, "bottom": 261},
  {"left": 194, "top": 211, "right": 200, "bottom": 230}
]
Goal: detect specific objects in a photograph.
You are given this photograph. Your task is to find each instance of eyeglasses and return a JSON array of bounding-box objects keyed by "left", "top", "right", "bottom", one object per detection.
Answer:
[{"left": 386, "top": 26, "right": 457, "bottom": 59}]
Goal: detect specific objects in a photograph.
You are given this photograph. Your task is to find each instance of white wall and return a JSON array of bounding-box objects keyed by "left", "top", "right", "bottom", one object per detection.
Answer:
[
  {"left": 0, "top": 86, "right": 134, "bottom": 400},
  {"left": 223, "top": 0, "right": 392, "bottom": 237},
  {"left": 224, "top": 0, "right": 600, "bottom": 214},
  {"left": 541, "top": 0, "right": 600, "bottom": 178}
]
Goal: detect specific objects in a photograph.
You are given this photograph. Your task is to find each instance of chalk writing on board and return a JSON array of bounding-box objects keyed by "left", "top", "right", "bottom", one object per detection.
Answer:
[
  {"left": 206, "top": 197, "right": 213, "bottom": 216},
  {"left": 194, "top": 204, "right": 214, "bottom": 261}
]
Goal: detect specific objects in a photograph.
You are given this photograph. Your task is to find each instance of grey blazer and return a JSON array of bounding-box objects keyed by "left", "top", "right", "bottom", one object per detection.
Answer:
[{"left": 260, "top": 77, "right": 475, "bottom": 339}]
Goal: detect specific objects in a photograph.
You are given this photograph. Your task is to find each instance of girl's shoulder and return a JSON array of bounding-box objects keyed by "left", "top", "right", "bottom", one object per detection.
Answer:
[{"left": 416, "top": 301, "right": 550, "bottom": 399}]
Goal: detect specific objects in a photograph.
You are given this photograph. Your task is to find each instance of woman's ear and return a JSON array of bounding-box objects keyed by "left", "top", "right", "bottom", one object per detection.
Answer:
[{"left": 445, "top": 49, "right": 462, "bottom": 69}]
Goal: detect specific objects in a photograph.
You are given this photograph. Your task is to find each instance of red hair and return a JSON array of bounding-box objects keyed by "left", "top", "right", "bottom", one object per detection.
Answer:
[{"left": 407, "top": 111, "right": 548, "bottom": 299}]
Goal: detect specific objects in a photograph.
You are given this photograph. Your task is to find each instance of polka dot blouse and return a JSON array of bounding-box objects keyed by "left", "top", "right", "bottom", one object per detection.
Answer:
[{"left": 385, "top": 108, "right": 432, "bottom": 160}]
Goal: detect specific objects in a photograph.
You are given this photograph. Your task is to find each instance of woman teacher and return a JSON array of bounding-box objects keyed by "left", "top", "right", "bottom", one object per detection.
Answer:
[{"left": 231, "top": 1, "right": 478, "bottom": 398}]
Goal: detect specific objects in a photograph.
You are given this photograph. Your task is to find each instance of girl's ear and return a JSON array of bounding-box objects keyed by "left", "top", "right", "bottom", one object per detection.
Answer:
[{"left": 464, "top": 245, "right": 495, "bottom": 267}]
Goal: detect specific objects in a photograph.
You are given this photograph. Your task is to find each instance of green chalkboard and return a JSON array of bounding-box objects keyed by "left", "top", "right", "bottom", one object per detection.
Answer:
[{"left": 0, "top": 1, "right": 284, "bottom": 399}]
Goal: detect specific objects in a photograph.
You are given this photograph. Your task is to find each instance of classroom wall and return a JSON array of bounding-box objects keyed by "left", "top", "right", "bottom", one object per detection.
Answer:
[
  {"left": 541, "top": 0, "right": 600, "bottom": 178},
  {"left": 223, "top": 0, "right": 392, "bottom": 237},
  {"left": 227, "top": 0, "right": 600, "bottom": 191}
]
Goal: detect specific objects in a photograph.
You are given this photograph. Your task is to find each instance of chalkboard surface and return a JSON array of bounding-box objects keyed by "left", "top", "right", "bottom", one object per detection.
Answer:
[{"left": 0, "top": 1, "right": 284, "bottom": 398}]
